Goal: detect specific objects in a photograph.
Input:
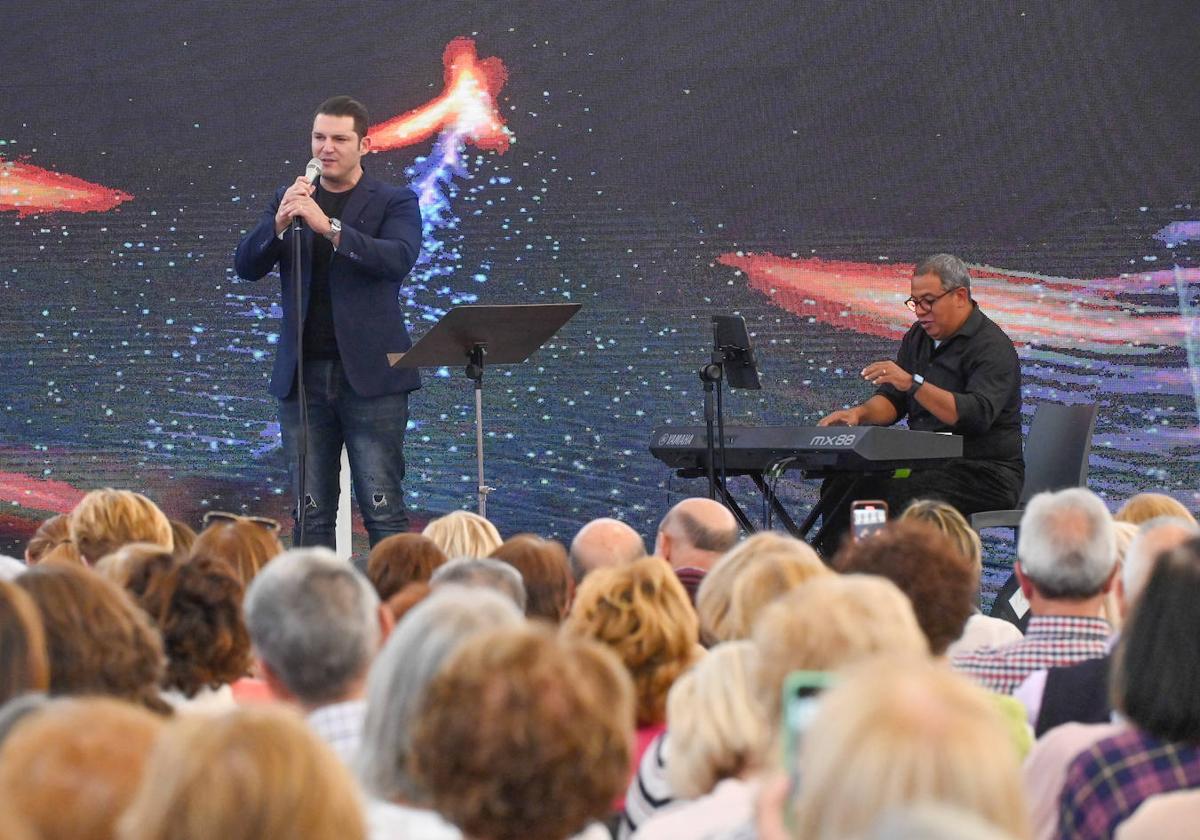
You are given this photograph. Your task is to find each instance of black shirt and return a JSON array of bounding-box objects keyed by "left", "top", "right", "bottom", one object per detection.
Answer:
[
  {"left": 876, "top": 303, "right": 1024, "bottom": 464},
  {"left": 302, "top": 184, "right": 356, "bottom": 360}
]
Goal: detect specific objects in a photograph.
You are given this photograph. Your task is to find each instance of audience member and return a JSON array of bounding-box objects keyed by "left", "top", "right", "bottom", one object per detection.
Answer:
[
  {"left": 192, "top": 516, "right": 283, "bottom": 586},
  {"left": 383, "top": 580, "right": 433, "bottom": 624},
  {"left": 367, "top": 532, "right": 447, "bottom": 600},
  {"left": 0, "top": 697, "right": 165, "bottom": 840},
  {"left": 630, "top": 641, "right": 768, "bottom": 840},
  {"left": 430, "top": 557, "right": 527, "bottom": 610},
  {"left": 94, "top": 542, "right": 173, "bottom": 589},
  {"left": 168, "top": 519, "right": 197, "bottom": 560},
  {"left": 569, "top": 517, "right": 646, "bottom": 584},
  {"left": 16, "top": 563, "right": 166, "bottom": 712},
  {"left": 243, "top": 547, "right": 384, "bottom": 764},
  {"left": 491, "top": 533, "right": 573, "bottom": 622},
  {"left": 410, "top": 625, "right": 634, "bottom": 840},
  {"left": 723, "top": 534, "right": 829, "bottom": 641},
  {"left": 357, "top": 586, "right": 524, "bottom": 839},
  {"left": 119, "top": 706, "right": 365, "bottom": 840},
  {"left": 1057, "top": 537, "right": 1200, "bottom": 838},
  {"left": 759, "top": 658, "right": 1030, "bottom": 840},
  {"left": 1017, "top": 515, "right": 1198, "bottom": 736},
  {"left": 753, "top": 574, "right": 929, "bottom": 725},
  {"left": 696, "top": 535, "right": 816, "bottom": 648},
  {"left": 952, "top": 488, "right": 1116, "bottom": 693},
  {"left": 565, "top": 555, "right": 700, "bottom": 757},
  {"left": 0, "top": 579, "right": 49, "bottom": 705},
  {"left": 1114, "top": 492, "right": 1196, "bottom": 526},
  {"left": 0, "top": 554, "right": 27, "bottom": 581},
  {"left": 68, "top": 488, "right": 173, "bottom": 565},
  {"left": 136, "top": 552, "right": 251, "bottom": 711},
  {"left": 422, "top": 509, "right": 502, "bottom": 559},
  {"left": 24, "top": 514, "right": 71, "bottom": 565},
  {"left": 1100, "top": 520, "right": 1138, "bottom": 630},
  {"left": 900, "top": 498, "right": 1023, "bottom": 655},
  {"left": 836, "top": 519, "right": 977, "bottom": 656},
  {"left": 654, "top": 498, "right": 739, "bottom": 600}
]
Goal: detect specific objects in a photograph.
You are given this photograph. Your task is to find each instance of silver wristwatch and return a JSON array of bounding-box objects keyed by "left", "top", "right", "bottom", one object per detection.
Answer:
[{"left": 324, "top": 218, "right": 342, "bottom": 242}]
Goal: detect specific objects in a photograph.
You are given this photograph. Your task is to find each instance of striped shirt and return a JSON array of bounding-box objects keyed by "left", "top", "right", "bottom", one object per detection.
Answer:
[{"left": 950, "top": 614, "right": 1110, "bottom": 695}]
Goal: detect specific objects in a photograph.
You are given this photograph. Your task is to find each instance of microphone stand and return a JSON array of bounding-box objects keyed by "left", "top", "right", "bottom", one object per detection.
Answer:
[{"left": 291, "top": 213, "right": 309, "bottom": 545}]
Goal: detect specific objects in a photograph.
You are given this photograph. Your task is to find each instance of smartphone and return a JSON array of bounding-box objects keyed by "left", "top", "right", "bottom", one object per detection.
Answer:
[
  {"left": 781, "top": 670, "right": 834, "bottom": 781},
  {"left": 850, "top": 499, "right": 888, "bottom": 541}
]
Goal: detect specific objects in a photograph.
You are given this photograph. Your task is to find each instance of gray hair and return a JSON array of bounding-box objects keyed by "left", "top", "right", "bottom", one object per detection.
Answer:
[
  {"left": 913, "top": 253, "right": 972, "bottom": 294},
  {"left": 1123, "top": 516, "right": 1200, "bottom": 603},
  {"left": 356, "top": 585, "right": 523, "bottom": 802},
  {"left": 1017, "top": 488, "right": 1117, "bottom": 599},
  {"left": 243, "top": 547, "right": 380, "bottom": 706},
  {"left": 430, "top": 557, "right": 527, "bottom": 611}
]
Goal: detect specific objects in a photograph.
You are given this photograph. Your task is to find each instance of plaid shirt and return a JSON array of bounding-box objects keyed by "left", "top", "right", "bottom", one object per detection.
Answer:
[
  {"left": 307, "top": 698, "right": 367, "bottom": 767},
  {"left": 951, "top": 614, "right": 1111, "bottom": 695},
  {"left": 1058, "top": 728, "right": 1200, "bottom": 839}
]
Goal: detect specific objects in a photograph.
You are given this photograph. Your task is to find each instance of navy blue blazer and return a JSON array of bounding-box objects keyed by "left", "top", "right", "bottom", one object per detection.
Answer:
[{"left": 234, "top": 173, "right": 423, "bottom": 398}]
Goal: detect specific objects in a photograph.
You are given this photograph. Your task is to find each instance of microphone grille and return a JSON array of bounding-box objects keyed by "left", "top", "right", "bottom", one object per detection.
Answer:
[{"left": 305, "top": 157, "right": 322, "bottom": 184}]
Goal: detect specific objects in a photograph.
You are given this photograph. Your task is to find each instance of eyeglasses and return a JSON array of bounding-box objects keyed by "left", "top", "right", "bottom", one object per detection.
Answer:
[
  {"left": 202, "top": 511, "right": 281, "bottom": 532},
  {"left": 904, "top": 289, "right": 956, "bottom": 313}
]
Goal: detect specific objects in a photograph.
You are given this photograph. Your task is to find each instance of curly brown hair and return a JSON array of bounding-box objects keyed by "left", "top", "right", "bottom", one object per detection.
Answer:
[
  {"left": 834, "top": 520, "right": 978, "bottom": 656},
  {"left": 137, "top": 553, "right": 251, "bottom": 697},
  {"left": 16, "top": 563, "right": 167, "bottom": 712},
  {"left": 564, "top": 555, "right": 700, "bottom": 726},
  {"left": 367, "top": 533, "right": 448, "bottom": 601},
  {"left": 410, "top": 625, "right": 633, "bottom": 840},
  {"left": 491, "top": 534, "right": 573, "bottom": 622}
]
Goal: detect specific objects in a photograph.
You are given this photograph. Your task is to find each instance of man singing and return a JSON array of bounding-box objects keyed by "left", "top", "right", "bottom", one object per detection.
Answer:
[
  {"left": 235, "top": 96, "right": 422, "bottom": 550},
  {"left": 815, "top": 253, "right": 1024, "bottom": 554}
]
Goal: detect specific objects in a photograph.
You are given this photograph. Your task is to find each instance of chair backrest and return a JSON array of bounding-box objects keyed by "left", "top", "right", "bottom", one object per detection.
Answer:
[{"left": 1017, "top": 402, "right": 1099, "bottom": 505}]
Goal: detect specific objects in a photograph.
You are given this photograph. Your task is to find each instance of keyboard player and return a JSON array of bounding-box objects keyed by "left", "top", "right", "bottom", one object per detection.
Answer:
[{"left": 814, "top": 254, "right": 1024, "bottom": 556}]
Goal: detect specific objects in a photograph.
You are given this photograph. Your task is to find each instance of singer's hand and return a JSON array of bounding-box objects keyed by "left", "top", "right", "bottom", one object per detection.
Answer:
[{"left": 274, "top": 177, "right": 318, "bottom": 234}]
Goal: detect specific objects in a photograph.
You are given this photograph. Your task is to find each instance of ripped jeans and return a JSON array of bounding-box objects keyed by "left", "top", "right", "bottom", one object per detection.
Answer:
[{"left": 278, "top": 359, "right": 410, "bottom": 550}]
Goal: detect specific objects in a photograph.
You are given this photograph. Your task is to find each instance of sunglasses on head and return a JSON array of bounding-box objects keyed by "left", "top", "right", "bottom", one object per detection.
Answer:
[{"left": 201, "top": 511, "right": 281, "bottom": 532}]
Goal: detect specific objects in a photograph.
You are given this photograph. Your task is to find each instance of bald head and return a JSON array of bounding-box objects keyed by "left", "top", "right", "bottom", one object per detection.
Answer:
[
  {"left": 569, "top": 518, "right": 646, "bottom": 584},
  {"left": 1121, "top": 516, "right": 1200, "bottom": 611},
  {"left": 655, "top": 497, "right": 740, "bottom": 571}
]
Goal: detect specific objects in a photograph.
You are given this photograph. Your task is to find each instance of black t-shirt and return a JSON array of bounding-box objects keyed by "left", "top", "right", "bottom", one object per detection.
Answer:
[
  {"left": 302, "top": 184, "right": 356, "bottom": 360},
  {"left": 876, "top": 304, "right": 1024, "bottom": 464}
]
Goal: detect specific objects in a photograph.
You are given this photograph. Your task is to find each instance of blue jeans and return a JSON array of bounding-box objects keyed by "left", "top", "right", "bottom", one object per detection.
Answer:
[{"left": 278, "top": 359, "right": 410, "bottom": 550}]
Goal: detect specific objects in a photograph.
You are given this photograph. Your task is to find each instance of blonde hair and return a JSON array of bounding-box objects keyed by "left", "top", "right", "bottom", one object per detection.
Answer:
[
  {"left": 95, "top": 542, "right": 172, "bottom": 589},
  {"left": 753, "top": 575, "right": 929, "bottom": 721},
  {"left": 0, "top": 697, "right": 165, "bottom": 840},
  {"left": 1103, "top": 520, "right": 1139, "bottom": 629},
  {"left": 25, "top": 514, "right": 71, "bottom": 565},
  {"left": 725, "top": 540, "right": 830, "bottom": 640},
  {"left": 119, "top": 706, "right": 365, "bottom": 840},
  {"left": 697, "top": 532, "right": 820, "bottom": 645},
  {"left": 792, "top": 658, "right": 1030, "bottom": 840},
  {"left": 422, "top": 510, "right": 502, "bottom": 559},
  {"left": 1115, "top": 493, "right": 1197, "bottom": 526},
  {"left": 666, "top": 640, "right": 768, "bottom": 797},
  {"left": 901, "top": 499, "right": 984, "bottom": 569},
  {"left": 69, "top": 489, "right": 172, "bottom": 564},
  {"left": 565, "top": 555, "right": 700, "bottom": 726}
]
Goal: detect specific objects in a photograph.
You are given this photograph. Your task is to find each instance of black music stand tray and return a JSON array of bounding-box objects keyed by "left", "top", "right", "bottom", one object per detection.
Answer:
[{"left": 389, "top": 303, "right": 582, "bottom": 517}]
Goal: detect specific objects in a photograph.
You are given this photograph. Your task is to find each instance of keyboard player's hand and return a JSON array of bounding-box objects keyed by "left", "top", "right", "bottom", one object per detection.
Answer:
[{"left": 817, "top": 408, "right": 862, "bottom": 427}]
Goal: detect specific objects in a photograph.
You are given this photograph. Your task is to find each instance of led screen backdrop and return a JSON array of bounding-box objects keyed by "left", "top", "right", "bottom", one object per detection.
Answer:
[{"left": 2, "top": 1, "right": 1198, "bottom": 557}]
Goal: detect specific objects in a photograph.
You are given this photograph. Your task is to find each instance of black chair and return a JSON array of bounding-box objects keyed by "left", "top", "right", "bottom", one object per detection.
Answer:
[{"left": 973, "top": 401, "right": 1099, "bottom": 629}]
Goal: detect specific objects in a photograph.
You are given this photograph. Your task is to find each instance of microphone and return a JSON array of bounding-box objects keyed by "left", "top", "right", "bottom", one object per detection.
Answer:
[{"left": 292, "top": 158, "right": 323, "bottom": 231}]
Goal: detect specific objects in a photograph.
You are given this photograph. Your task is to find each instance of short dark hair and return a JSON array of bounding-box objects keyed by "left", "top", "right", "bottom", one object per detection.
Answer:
[
  {"left": 1113, "top": 536, "right": 1200, "bottom": 742},
  {"left": 315, "top": 96, "right": 369, "bottom": 140}
]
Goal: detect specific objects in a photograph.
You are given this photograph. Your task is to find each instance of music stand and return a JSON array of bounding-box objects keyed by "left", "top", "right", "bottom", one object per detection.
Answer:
[
  {"left": 389, "top": 303, "right": 582, "bottom": 517},
  {"left": 698, "top": 315, "right": 762, "bottom": 526}
]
